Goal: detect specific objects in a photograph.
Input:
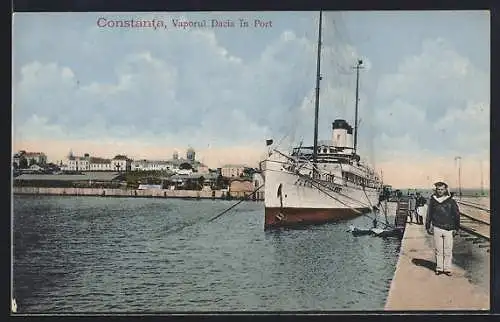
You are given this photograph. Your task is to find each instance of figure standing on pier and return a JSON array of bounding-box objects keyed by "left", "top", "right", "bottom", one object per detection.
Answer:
[
  {"left": 415, "top": 192, "right": 426, "bottom": 225},
  {"left": 425, "top": 181, "right": 460, "bottom": 276},
  {"left": 408, "top": 194, "right": 417, "bottom": 223}
]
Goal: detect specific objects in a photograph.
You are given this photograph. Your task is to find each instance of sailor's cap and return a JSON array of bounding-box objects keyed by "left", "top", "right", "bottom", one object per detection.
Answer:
[{"left": 433, "top": 181, "right": 448, "bottom": 188}]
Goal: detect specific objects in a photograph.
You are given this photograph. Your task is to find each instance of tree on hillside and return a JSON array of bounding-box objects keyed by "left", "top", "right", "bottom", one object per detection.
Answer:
[
  {"left": 215, "top": 174, "right": 223, "bottom": 189},
  {"left": 197, "top": 176, "right": 205, "bottom": 190},
  {"left": 19, "top": 157, "right": 28, "bottom": 169},
  {"left": 222, "top": 177, "right": 230, "bottom": 189},
  {"left": 242, "top": 167, "right": 255, "bottom": 178},
  {"left": 29, "top": 158, "right": 36, "bottom": 167},
  {"left": 179, "top": 162, "right": 193, "bottom": 170}
]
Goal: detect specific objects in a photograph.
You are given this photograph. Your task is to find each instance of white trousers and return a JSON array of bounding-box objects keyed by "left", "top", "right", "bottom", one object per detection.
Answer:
[{"left": 433, "top": 226, "right": 454, "bottom": 272}]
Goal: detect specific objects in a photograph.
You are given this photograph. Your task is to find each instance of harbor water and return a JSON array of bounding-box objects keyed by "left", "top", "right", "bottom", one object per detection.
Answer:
[{"left": 13, "top": 195, "right": 402, "bottom": 312}]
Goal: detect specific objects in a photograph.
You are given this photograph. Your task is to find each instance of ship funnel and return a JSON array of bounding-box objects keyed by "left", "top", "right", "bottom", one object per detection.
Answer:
[
  {"left": 332, "top": 119, "right": 353, "bottom": 149},
  {"left": 346, "top": 128, "right": 354, "bottom": 149}
]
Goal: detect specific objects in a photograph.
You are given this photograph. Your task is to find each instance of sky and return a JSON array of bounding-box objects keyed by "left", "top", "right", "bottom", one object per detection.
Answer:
[{"left": 12, "top": 11, "right": 490, "bottom": 189}]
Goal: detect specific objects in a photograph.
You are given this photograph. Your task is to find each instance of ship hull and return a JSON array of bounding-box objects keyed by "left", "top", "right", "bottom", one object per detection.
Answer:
[{"left": 264, "top": 206, "right": 370, "bottom": 229}]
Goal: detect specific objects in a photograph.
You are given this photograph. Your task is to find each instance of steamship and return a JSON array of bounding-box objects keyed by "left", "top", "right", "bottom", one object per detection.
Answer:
[{"left": 262, "top": 11, "right": 382, "bottom": 229}]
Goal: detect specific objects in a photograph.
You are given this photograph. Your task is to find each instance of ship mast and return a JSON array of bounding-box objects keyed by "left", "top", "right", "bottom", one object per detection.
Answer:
[
  {"left": 353, "top": 59, "right": 364, "bottom": 154},
  {"left": 312, "top": 11, "right": 323, "bottom": 177}
]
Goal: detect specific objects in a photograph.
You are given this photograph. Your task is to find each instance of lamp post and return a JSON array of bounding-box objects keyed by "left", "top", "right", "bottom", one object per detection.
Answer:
[
  {"left": 480, "top": 160, "right": 484, "bottom": 196},
  {"left": 454, "top": 156, "right": 462, "bottom": 199}
]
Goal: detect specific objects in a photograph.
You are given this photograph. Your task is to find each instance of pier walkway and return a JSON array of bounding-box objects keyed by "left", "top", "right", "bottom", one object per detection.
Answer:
[{"left": 385, "top": 204, "right": 489, "bottom": 311}]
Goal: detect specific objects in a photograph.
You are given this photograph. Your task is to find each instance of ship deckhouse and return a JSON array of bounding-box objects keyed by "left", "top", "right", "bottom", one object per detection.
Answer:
[{"left": 289, "top": 119, "right": 380, "bottom": 189}]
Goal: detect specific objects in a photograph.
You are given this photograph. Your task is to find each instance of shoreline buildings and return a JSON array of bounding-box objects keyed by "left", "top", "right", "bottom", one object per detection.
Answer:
[
  {"left": 58, "top": 148, "right": 209, "bottom": 174},
  {"left": 12, "top": 147, "right": 250, "bottom": 178}
]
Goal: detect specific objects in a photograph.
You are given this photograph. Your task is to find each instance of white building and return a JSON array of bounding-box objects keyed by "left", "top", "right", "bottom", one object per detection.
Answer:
[
  {"left": 28, "top": 164, "right": 45, "bottom": 172},
  {"left": 221, "top": 164, "right": 246, "bottom": 178},
  {"left": 66, "top": 153, "right": 90, "bottom": 171},
  {"left": 89, "top": 157, "right": 113, "bottom": 171},
  {"left": 129, "top": 149, "right": 207, "bottom": 174},
  {"left": 176, "top": 168, "right": 193, "bottom": 175},
  {"left": 131, "top": 159, "right": 176, "bottom": 172},
  {"left": 110, "top": 155, "right": 132, "bottom": 172},
  {"left": 63, "top": 152, "right": 131, "bottom": 172}
]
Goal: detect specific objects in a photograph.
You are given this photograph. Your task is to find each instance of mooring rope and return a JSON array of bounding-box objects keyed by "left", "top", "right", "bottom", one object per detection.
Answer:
[
  {"left": 207, "top": 184, "right": 264, "bottom": 223},
  {"left": 165, "top": 184, "right": 265, "bottom": 235}
]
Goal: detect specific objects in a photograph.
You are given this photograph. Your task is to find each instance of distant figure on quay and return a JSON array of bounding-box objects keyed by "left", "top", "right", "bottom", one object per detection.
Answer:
[
  {"left": 425, "top": 181, "right": 460, "bottom": 276},
  {"left": 415, "top": 192, "right": 426, "bottom": 225},
  {"left": 408, "top": 194, "right": 417, "bottom": 224}
]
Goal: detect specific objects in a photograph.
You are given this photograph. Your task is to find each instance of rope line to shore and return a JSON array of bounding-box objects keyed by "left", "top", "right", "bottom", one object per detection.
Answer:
[
  {"left": 164, "top": 184, "right": 265, "bottom": 235},
  {"left": 208, "top": 184, "right": 264, "bottom": 223}
]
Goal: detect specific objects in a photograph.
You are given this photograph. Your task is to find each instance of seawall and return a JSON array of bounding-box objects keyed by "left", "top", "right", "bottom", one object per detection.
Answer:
[{"left": 13, "top": 187, "right": 228, "bottom": 199}]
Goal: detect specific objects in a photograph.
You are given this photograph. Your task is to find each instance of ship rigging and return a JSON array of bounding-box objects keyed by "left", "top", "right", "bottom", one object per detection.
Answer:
[{"left": 262, "top": 11, "right": 383, "bottom": 229}]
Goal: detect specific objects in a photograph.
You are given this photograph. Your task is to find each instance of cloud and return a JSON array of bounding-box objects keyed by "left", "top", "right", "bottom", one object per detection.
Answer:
[
  {"left": 433, "top": 101, "right": 490, "bottom": 148},
  {"left": 12, "top": 13, "right": 489, "bottom": 185},
  {"left": 374, "top": 100, "right": 426, "bottom": 139},
  {"left": 13, "top": 13, "right": 365, "bottom": 152},
  {"left": 371, "top": 37, "right": 489, "bottom": 163},
  {"left": 376, "top": 38, "right": 488, "bottom": 105},
  {"left": 15, "top": 29, "right": 255, "bottom": 145}
]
